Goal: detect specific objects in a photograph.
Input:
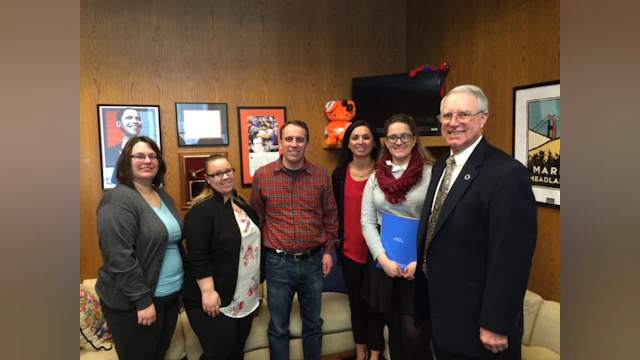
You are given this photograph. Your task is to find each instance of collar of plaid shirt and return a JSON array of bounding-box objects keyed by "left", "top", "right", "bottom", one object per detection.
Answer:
[{"left": 252, "top": 156, "right": 338, "bottom": 254}]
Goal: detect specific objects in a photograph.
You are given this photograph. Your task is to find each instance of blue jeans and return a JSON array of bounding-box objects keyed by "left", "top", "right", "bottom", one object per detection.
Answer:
[{"left": 265, "top": 250, "right": 324, "bottom": 360}]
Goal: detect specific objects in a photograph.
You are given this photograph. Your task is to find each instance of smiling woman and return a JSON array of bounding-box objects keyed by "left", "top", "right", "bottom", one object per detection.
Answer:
[
  {"left": 360, "top": 114, "right": 436, "bottom": 360},
  {"left": 95, "top": 135, "right": 186, "bottom": 360},
  {"left": 181, "top": 153, "right": 264, "bottom": 360}
]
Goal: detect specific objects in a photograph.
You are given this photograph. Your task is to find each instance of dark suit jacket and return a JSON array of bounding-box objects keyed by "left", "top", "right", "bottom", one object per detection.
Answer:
[
  {"left": 414, "top": 137, "right": 537, "bottom": 357},
  {"left": 182, "top": 191, "right": 265, "bottom": 307},
  {"left": 105, "top": 144, "right": 123, "bottom": 167}
]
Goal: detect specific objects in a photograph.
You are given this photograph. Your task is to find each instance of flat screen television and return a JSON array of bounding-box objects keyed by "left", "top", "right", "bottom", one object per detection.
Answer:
[{"left": 352, "top": 70, "right": 444, "bottom": 136}]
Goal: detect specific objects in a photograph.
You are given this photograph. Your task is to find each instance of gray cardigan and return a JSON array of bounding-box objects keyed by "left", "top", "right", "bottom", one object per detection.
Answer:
[
  {"left": 361, "top": 165, "right": 432, "bottom": 261},
  {"left": 95, "top": 185, "right": 184, "bottom": 311}
]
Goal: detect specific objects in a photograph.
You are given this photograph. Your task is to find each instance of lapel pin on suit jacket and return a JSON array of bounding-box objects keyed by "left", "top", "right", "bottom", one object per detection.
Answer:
[{"left": 464, "top": 174, "right": 471, "bottom": 180}]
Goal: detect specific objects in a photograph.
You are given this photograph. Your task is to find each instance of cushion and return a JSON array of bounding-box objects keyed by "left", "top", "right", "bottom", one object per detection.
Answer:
[
  {"left": 289, "top": 292, "right": 351, "bottom": 337},
  {"left": 181, "top": 309, "right": 203, "bottom": 360},
  {"left": 322, "top": 252, "right": 347, "bottom": 293},
  {"left": 82, "top": 279, "right": 99, "bottom": 300},
  {"left": 165, "top": 311, "right": 186, "bottom": 360},
  {"left": 529, "top": 301, "right": 560, "bottom": 354},
  {"left": 522, "top": 345, "right": 561, "bottom": 360},
  {"left": 244, "top": 300, "right": 270, "bottom": 352},
  {"left": 522, "top": 290, "right": 544, "bottom": 346},
  {"left": 80, "top": 285, "right": 113, "bottom": 351}
]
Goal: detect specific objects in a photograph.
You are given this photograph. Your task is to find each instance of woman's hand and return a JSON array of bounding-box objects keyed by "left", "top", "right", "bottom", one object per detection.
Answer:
[
  {"left": 137, "top": 303, "right": 157, "bottom": 326},
  {"left": 202, "top": 290, "right": 222, "bottom": 317},
  {"left": 377, "top": 254, "right": 403, "bottom": 278},
  {"left": 403, "top": 261, "right": 417, "bottom": 280}
]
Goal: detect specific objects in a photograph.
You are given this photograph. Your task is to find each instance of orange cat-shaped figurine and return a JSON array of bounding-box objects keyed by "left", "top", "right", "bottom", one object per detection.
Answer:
[{"left": 324, "top": 100, "right": 356, "bottom": 147}]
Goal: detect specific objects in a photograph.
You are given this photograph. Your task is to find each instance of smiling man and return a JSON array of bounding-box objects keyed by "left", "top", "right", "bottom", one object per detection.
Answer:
[
  {"left": 414, "top": 85, "right": 538, "bottom": 360},
  {"left": 250, "top": 120, "right": 338, "bottom": 360},
  {"left": 105, "top": 108, "right": 143, "bottom": 167}
]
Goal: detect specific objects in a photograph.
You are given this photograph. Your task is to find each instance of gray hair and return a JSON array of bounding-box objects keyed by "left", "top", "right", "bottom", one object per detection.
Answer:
[{"left": 440, "top": 85, "right": 489, "bottom": 113}]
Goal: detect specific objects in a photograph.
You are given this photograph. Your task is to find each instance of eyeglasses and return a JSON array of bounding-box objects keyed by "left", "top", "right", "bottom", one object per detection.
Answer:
[
  {"left": 206, "top": 168, "right": 235, "bottom": 179},
  {"left": 131, "top": 153, "right": 158, "bottom": 161},
  {"left": 438, "top": 111, "right": 485, "bottom": 124},
  {"left": 385, "top": 134, "right": 414, "bottom": 143}
]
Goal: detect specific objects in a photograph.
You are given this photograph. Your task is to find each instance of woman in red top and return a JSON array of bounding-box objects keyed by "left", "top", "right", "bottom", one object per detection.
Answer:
[{"left": 332, "top": 121, "right": 382, "bottom": 360}]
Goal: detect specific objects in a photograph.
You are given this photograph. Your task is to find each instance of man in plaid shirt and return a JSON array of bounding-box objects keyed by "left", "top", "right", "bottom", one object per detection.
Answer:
[{"left": 251, "top": 120, "right": 338, "bottom": 360}]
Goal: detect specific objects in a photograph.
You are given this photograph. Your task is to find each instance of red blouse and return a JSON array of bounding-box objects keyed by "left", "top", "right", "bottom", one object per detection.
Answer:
[{"left": 342, "top": 165, "right": 369, "bottom": 264}]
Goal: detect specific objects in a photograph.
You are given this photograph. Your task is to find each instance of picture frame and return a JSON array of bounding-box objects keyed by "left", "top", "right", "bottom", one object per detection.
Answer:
[
  {"left": 513, "top": 80, "right": 560, "bottom": 207},
  {"left": 178, "top": 151, "right": 228, "bottom": 209},
  {"left": 98, "top": 104, "right": 161, "bottom": 190},
  {"left": 237, "top": 106, "right": 286, "bottom": 186},
  {"left": 176, "top": 103, "right": 229, "bottom": 147}
]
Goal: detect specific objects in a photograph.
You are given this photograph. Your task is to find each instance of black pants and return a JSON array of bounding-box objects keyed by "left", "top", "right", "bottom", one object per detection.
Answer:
[
  {"left": 433, "top": 337, "right": 521, "bottom": 360},
  {"left": 342, "top": 255, "right": 385, "bottom": 351},
  {"left": 382, "top": 289, "right": 433, "bottom": 360},
  {"left": 101, "top": 292, "right": 180, "bottom": 360},
  {"left": 184, "top": 300, "right": 255, "bottom": 360}
]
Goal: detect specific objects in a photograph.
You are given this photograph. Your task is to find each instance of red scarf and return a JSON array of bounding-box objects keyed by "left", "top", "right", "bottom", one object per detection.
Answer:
[{"left": 376, "top": 149, "right": 424, "bottom": 204}]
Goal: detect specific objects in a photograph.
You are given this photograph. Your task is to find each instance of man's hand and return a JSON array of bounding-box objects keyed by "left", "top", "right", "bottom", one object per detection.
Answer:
[
  {"left": 137, "top": 303, "right": 157, "bottom": 326},
  {"left": 479, "top": 327, "right": 508, "bottom": 353},
  {"left": 402, "top": 261, "right": 417, "bottom": 280},
  {"left": 322, "top": 253, "right": 333, "bottom": 277},
  {"left": 201, "top": 290, "right": 222, "bottom": 318}
]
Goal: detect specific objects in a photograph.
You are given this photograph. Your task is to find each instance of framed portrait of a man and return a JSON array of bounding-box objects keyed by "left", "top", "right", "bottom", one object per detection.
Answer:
[{"left": 98, "top": 104, "right": 161, "bottom": 189}]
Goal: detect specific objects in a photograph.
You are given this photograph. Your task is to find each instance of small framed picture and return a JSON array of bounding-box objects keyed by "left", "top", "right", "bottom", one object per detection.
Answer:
[
  {"left": 98, "top": 104, "right": 161, "bottom": 190},
  {"left": 237, "top": 106, "right": 286, "bottom": 186},
  {"left": 513, "top": 80, "right": 560, "bottom": 206},
  {"left": 178, "top": 151, "right": 228, "bottom": 209},
  {"left": 176, "top": 103, "right": 229, "bottom": 147}
]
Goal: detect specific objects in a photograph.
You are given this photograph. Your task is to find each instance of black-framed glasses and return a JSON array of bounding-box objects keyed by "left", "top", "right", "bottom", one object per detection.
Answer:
[
  {"left": 385, "top": 133, "right": 414, "bottom": 143},
  {"left": 438, "top": 111, "right": 485, "bottom": 124},
  {"left": 131, "top": 153, "right": 158, "bottom": 161},
  {"left": 206, "top": 168, "right": 235, "bottom": 179}
]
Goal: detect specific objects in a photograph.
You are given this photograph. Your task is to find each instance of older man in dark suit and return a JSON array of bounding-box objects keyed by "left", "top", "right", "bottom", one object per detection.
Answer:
[{"left": 414, "top": 85, "right": 537, "bottom": 359}]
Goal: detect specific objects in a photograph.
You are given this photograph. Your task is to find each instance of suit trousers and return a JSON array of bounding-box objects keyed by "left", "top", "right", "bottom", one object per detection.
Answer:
[
  {"left": 433, "top": 336, "right": 521, "bottom": 360},
  {"left": 101, "top": 291, "right": 180, "bottom": 360}
]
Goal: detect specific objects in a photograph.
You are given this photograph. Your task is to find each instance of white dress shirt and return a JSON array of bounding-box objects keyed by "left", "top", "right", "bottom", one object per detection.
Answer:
[{"left": 431, "top": 136, "right": 484, "bottom": 211}]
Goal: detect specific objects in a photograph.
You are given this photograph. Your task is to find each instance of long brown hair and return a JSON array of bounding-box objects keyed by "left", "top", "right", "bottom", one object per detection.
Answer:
[{"left": 379, "top": 114, "right": 435, "bottom": 164}]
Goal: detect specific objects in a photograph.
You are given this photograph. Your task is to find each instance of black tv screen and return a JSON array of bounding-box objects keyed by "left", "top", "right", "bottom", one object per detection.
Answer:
[{"left": 352, "top": 70, "right": 443, "bottom": 136}]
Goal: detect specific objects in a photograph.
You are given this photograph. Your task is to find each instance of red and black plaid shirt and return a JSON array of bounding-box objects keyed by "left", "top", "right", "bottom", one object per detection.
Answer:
[{"left": 250, "top": 157, "right": 338, "bottom": 253}]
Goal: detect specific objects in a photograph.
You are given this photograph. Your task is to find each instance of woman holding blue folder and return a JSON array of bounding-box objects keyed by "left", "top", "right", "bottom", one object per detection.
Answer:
[
  {"left": 361, "top": 114, "right": 435, "bottom": 360},
  {"left": 332, "top": 121, "right": 382, "bottom": 360}
]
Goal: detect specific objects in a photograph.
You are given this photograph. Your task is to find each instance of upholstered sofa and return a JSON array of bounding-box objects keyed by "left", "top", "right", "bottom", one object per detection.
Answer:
[
  {"left": 380, "top": 289, "right": 560, "bottom": 359},
  {"left": 521, "top": 289, "right": 560, "bottom": 359},
  {"left": 80, "top": 278, "right": 355, "bottom": 360},
  {"left": 81, "top": 277, "right": 558, "bottom": 360}
]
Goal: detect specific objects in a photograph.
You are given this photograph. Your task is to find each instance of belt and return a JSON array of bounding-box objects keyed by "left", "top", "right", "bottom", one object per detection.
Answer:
[{"left": 264, "top": 245, "right": 322, "bottom": 261}]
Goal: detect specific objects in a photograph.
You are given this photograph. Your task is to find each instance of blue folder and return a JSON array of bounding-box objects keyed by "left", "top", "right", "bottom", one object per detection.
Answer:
[{"left": 376, "top": 211, "right": 419, "bottom": 271}]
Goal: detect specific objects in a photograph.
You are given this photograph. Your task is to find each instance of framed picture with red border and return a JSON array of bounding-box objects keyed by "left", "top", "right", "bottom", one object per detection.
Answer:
[
  {"left": 178, "top": 151, "right": 228, "bottom": 209},
  {"left": 237, "top": 106, "right": 286, "bottom": 186}
]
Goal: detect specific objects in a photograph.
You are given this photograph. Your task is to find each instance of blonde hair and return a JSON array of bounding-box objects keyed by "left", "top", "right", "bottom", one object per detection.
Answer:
[
  {"left": 189, "top": 154, "right": 245, "bottom": 208},
  {"left": 379, "top": 114, "right": 436, "bottom": 165}
]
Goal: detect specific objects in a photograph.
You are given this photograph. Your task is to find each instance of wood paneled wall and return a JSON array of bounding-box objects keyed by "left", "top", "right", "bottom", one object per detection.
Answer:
[
  {"left": 80, "top": 0, "right": 407, "bottom": 281},
  {"left": 407, "top": 0, "right": 560, "bottom": 301}
]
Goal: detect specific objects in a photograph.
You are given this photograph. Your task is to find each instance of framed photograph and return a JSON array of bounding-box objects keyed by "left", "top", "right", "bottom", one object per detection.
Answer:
[
  {"left": 176, "top": 103, "right": 229, "bottom": 147},
  {"left": 178, "top": 151, "right": 228, "bottom": 209},
  {"left": 98, "top": 104, "right": 161, "bottom": 190},
  {"left": 513, "top": 80, "right": 560, "bottom": 206},
  {"left": 237, "top": 106, "right": 286, "bottom": 185}
]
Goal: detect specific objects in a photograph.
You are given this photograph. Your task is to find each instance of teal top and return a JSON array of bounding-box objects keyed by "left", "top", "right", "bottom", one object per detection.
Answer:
[{"left": 153, "top": 199, "right": 184, "bottom": 296}]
